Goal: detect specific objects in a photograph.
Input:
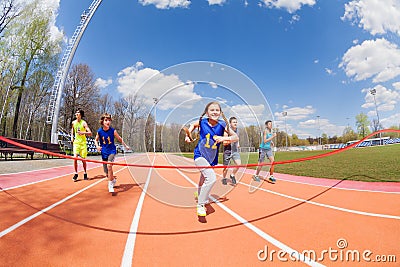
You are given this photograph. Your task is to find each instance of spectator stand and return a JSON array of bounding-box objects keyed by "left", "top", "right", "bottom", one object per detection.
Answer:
[{"left": 57, "top": 129, "right": 99, "bottom": 156}]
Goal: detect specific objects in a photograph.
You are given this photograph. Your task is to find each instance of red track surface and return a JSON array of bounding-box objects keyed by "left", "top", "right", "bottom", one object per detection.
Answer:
[{"left": 0, "top": 153, "right": 399, "bottom": 266}]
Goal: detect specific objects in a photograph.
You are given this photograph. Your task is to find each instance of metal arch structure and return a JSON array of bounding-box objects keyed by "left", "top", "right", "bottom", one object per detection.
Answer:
[{"left": 46, "top": 0, "right": 103, "bottom": 144}]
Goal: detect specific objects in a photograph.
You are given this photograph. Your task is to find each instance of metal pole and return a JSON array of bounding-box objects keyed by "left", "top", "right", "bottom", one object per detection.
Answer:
[
  {"left": 370, "top": 89, "right": 381, "bottom": 145},
  {"left": 153, "top": 98, "right": 158, "bottom": 153},
  {"left": 282, "top": 111, "right": 288, "bottom": 150},
  {"left": 317, "top": 115, "right": 321, "bottom": 146}
]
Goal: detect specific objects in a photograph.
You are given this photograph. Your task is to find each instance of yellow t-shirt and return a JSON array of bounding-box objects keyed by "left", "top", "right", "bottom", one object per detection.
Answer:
[{"left": 73, "top": 119, "right": 87, "bottom": 146}]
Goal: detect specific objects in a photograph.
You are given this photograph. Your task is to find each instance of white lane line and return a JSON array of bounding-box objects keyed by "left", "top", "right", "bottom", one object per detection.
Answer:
[
  {"left": 1, "top": 158, "right": 129, "bottom": 191},
  {"left": 238, "top": 181, "right": 400, "bottom": 220},
  {"left": 241, "top": 169, "right": 400, "bottom": 194},
  {"left": 0, "top": 166, "right": 125, "bottom": 238},
  {"left": 175, "top": 168, "right": 324, "bottom": 267},
  {"left": 0, "top": 164, "right": 73, "bottom": 176},
  {"left": 120, "top": 155, "right": 156, "bottom": 267}
]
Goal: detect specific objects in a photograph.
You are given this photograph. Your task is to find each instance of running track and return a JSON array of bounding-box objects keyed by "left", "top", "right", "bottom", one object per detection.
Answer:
[{"left": 0, "top": 154, "right": 399, "bottom": 266}]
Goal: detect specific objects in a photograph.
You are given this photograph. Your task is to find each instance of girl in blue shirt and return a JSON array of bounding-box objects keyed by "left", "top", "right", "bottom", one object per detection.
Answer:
[{"left": 185, "top": 102, "right": 238, "bottom": 217}]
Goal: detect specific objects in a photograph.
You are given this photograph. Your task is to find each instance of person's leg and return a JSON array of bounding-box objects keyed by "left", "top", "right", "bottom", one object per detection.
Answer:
[
  {"left": 72, "top": 144, "right": 79, "bottom": 181},
  {"left": 107, "top": 163, "right": 114, "bottom": 192},
  {"left": 195, "top": 157, "right": 216, "bottom": 216},
  {"left": 230, "top": 152, "right": 241, "bottom": 184},
  {"left": 73, "top": 158, "right": 78, "bottom": 173},
  {"left": 269, "top": 155, "right": 275, "bottom": 175},
  {"left": 107, "top": 163, "right": 114, "bottom": 181},
  {"left": 72, "top": 157, "right": 79, "bottom": 181},
  {"left": 253, "top": 149, "right": 265, "bottom": 181},
  {"left": 222, "top": 150, "right": 230, "bottom": 185},
  {"left": 106, "top": 154, "right": 116, "bottom": 192},
  {"left": 81, "top": 146, "right": 88, "bottom": 180},
  {"left": 267, "top": 152, "right": 276, "bottom": 183},
  {"left": 82, "top": 160, "right": 88, "bottom": 179},
  {"left": 194, "top": 173, "right": 205, "bottom": 200},
  {"left": 102, "top": 162, "right": 108, "bottom": 176}
]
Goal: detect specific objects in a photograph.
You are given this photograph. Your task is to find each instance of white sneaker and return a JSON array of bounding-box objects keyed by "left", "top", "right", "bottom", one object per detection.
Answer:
[
  {"left": 111, "top": 178, "right": 117, "bottom": 187},
  {"left": 197, "top": 204, "right": 206, "bottom": 216},
  {"left": 108, "top": 181, "right": 114, "bottom": 193}
]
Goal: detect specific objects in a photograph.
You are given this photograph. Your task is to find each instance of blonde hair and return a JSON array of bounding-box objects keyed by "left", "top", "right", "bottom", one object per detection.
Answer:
[
  {"left": 99, "top": 113, "right": 112, "bottom": 125},
  {"left": 198, "top": 101, "right": 230, "bottom": 134}
]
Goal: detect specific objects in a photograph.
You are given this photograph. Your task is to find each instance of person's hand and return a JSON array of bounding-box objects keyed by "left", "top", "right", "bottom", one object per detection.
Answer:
[
  {"left": 96, "top": 145, "right": 101, "bottom": 152},
  {"left": 185, "top": 135, "right": 192, "bottom": 143},
  {"left": 213, "top": 135, "right": 225, "bottom": 144}
]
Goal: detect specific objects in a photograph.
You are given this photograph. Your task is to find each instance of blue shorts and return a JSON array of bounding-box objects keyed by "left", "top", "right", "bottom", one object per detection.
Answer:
[{"left": 258, "top": 148, "right": 273, "bottom": 162}]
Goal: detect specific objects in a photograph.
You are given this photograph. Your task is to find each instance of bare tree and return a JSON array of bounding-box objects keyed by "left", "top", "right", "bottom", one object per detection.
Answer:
[
  {"left": 121, "top": 94, "right": 147, "bottom": 148},
  {"left": 98, "top": 93, "right": 114, "bottom": 114},
  {"left": 60, "top": 63, "right": 100, "bottom": 130},
  {"left": 0, "top": 0, "right": 20, "bottom": 38}
]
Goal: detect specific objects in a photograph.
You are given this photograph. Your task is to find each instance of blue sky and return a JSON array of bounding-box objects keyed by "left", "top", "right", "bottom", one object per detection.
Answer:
[{"left": 39, "top": 0, "right": 400, "bottom": 139}]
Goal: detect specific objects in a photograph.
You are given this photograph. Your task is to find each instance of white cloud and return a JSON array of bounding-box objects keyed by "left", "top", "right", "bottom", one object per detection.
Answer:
[
  {"left": 228, "top": 104, "right": 266, "bottom": 127},
  {"left": 138, "top": 0, "right": 190, "bottom": 9},
  {"left": 393, "top": 81, "right": 400, "bottom": 90},
  {"left": 298, "top": 118, "right": 345, "bottom": 137},
  {"left": 261, "top": 0, "right": 316, "bottom": 13},
  {"left": 290, "top": 14, "right": 301, "bottom": 23},
  {"left": 209, "top": 82, "right": 218, "bottom": 88},
  {"left": 342, "top": 0, "right": 400, "bottom": 36},
  {"left": 17, "top": 0, "right": 63, "bottom": 43},
  {"left": 325, "top": 68, "right": 334, "bottom": 75},
  {"left": 361, "top": 84, "right": 400, "bottom": 113},
  {"left": 95, "top": 78, "right": 113, "bottom": 89},
  {"left": 275, "top": 106, "right": 316, "bottom": 121},
  {"left": 116, "top": 62, "right": 201, "bottom": 109},
  {"left": 339, "top": 38, "right": 400, "bottom": 83},
  {"left": 381, "top": 112, "right": 400, "bottom": 128},
  {"left": 208, "top": 0, "right": 226, "bottom": 6}
]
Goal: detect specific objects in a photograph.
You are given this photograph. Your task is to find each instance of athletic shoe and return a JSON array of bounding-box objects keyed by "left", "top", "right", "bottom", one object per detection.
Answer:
[
  {"left": 197, "top": 204, "right": 207, "bottom": 217},
  {"left": 222, "top": 178, "right": 227, "bottom": 185},
  {"left": 108, "top": 181, "right": 115, "bottom": 193},
  {"left": 230, "top": 174, "right": 237, "bottom": 185},
  {"left": 72, "top": 174, "right": 78, "bottom": 182},
  {"left": 83, "top": 173, "right": 88, "bottom": 180},
  {"left": 268, "top": 176, "right": 276, "bottom": 184},
  {"left": 252, "top": 175, "right": 260, "bottom": 182}
]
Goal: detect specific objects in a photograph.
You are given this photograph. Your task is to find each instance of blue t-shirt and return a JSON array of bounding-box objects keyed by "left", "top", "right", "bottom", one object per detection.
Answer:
[
  {"left": 97, "top": 127, "right": 116, "bottom": 158},
  {"left": 194, "top": 118, "right": 226, "bottom": 166},
  {"left": 260, "top": 129, "right": 273, "bottom": 150}
]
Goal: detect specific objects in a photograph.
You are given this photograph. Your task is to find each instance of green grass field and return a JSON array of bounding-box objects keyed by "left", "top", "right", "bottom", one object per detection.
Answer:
[{"left": 179, "top": 144, "right": 400, "bottom": 182}]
